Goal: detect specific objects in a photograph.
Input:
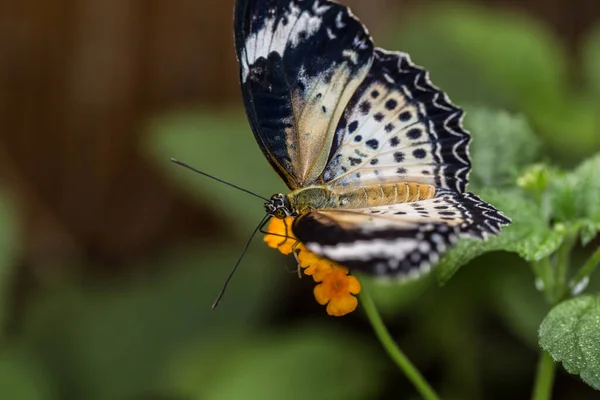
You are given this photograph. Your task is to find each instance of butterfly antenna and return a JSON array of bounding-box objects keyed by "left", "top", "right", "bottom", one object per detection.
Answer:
[
  {"left": 170, "top": 158, "right": 269, "bottom": 201},
  {"left": 212, "top": 214, "right": 269, "bottom": 309}
]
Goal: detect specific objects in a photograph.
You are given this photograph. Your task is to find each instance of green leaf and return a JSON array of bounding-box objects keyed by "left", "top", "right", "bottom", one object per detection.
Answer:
[
  {"left": 539, "top": 295, "right": 600, "bottom": 390},
  {"left": 572, "top": 154, "right": 600, "bottom": 222},
  {"left": 581, "top": 220, "right": 600, "bottom": 247},
  {"left": 437, "top": 188, "right": 564, "bottom": 284},
  {"left": 145, "top": 110, "right": 287, "bottom": 229},
  {"left": 516, "top": 164, "right": 555, "bottom": 199},
  {"left": 465, "top": 108, "right": 541, "bottom": 189},
  {"left": 548, "top": 153, "right": 600, "bottom": 227},
  {"left": 166, "top": 327, "right": 383, "bottom": 400}
]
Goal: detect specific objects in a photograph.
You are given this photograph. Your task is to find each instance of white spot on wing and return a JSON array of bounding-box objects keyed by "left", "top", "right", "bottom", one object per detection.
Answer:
[
  {"left": 243, "top": 3, "right": 324, "bottom": 81},
  {"left": 342, "top": 49, "right": 358, "bottom": 64},
  {"left": 335, "top": 11, "right": 346, "bottom": 28}
]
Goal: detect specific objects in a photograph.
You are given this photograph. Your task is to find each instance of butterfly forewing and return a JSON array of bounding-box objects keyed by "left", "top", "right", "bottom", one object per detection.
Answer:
[
  {"left": 292, "top": 192, "right": 510, "bottom": 278},
  {"left": 234, "top": 0, "right": 374, "bottom": 188},
  {"left": 322, "top": 49, "right": 471, "bottom": 192}
]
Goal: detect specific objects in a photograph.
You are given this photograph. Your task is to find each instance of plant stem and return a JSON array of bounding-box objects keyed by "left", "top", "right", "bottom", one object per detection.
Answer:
[
  {"left": 569, "top": 246, "right": 600, "bottom": 292},
  {"left": 532, "top": 258, "right": 553, "bottom": 303},
  {"left": 531, "top": 233, "right": 575, "bottom": 400},
  {"left": 531, "top": 351, "right": 556, "bottom": 400},
  {"left": 554, "top": 231, "right": 576, "bottom": 303},
  {"left": 359, "top": 290, "right": 441, "bottom": 400}
]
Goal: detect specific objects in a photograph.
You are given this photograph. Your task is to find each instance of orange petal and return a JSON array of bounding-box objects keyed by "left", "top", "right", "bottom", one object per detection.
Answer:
[
  {"left": 313, "top": 282, "right": 331, "bottom": 305},
  {"left": 320, "top": 265, "right": 351, "bottom": 284},
  {"left": 345, "top": 275, "right": 362, "bottom": 294},
  {"left": 297, "top": 247, "right": 321, "bottom": 268},
  {"left": 263, "top": 217, "right": 297, "bottom": 255},
  {"left": 304, "top": 261, "right": 334, "bottom": 282},
  {"left": 326, "top": 294, "right": 358, "bottom": 316}
]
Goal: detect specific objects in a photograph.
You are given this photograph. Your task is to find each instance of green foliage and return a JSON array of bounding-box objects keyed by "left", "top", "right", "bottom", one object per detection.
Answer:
[
  {"left": 547, "top": 154, "right": 600, "bottom": 244},
  {"left": 389, "top": 4, "right": 565, "bottom": 109},
  {"left": 539, "top": 296, "right": 600, "bottom": 389},
  {"left": 422, "top": 102, "right": 600, "bottom": 392},
  {"left": 391, "top": 2, "right": 598, "bottom": 161},
  {"left": 436, "top": 105, "right": 600, "bottom": 289},
  {"left": 166, "top": 328, "right": 382, "bottom": 400},
  {"left": 465, "top": 108, "right": 541, "bottom": 189}
]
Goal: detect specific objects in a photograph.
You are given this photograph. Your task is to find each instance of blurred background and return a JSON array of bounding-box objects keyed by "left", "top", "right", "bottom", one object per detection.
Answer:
[{"left": 0, "top": 0, "right": 599, "bottom": 399}]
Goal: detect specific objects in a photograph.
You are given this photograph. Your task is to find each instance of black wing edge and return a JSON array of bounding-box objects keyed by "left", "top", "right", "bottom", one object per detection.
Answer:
[
  {"left": 233, "top": 0, "right": 297, "bottom": 188},
  {"left": 446, "top": 191, "right": 512, "bottom": 239}
]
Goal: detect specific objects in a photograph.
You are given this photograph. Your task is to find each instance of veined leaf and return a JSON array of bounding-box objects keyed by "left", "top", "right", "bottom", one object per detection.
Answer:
[
  {"left": 547, "top": 153, "right": 600, "bottom": 244},
  {"left": 465, "top": 108, "right": 541, "bottom": 190},
  {"left": 539, "top": 295, "right": 600, "bottom": 390}
]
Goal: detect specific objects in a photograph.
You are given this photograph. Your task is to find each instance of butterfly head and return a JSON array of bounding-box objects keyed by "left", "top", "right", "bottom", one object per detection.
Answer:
[{"left": 265, "top": 193, "right": 293, "bottom": 219}]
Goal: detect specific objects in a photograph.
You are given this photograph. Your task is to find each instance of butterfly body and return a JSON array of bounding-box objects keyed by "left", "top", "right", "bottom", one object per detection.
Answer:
[
  {"left": 238, "top": 0, "right": 511, "bottom": 278},
  {"left": 278, "top": 181, "right": 437, "bottom": 217}
]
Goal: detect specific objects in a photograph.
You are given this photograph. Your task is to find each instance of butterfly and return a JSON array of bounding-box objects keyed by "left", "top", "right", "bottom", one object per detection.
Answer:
[{"left": 234, "top": 0, "right": 511, "bottom": 278}]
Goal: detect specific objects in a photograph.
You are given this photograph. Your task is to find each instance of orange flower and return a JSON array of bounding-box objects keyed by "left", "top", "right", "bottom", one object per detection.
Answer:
[
  {"left": 314, "top": 267, "right": 361, "bottom": 316},
  {"left": 263, "top": 217, "right": 297, "bottom": 255},
  {"left": 264, "top": 216, "right": 361, "bottom": 316}
]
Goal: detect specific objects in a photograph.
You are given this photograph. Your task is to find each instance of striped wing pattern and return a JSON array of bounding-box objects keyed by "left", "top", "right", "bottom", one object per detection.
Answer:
[{"left": 293, "top": 192, "right": 510, "bottom": 277}]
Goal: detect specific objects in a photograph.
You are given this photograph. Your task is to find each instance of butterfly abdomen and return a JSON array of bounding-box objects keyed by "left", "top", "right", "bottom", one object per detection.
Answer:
[
  {"left": 288, "top": 182, "right": 436, "bottom": 214},
  {"left": 335, "top": 182, "right": 436, "bottom": 208}
]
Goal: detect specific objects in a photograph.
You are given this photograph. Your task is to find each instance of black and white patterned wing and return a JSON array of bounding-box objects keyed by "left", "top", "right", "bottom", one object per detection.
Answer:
[
  {"left": 234, "top": 0, "right": 374, "bottom": 189},
  {"left": 292, "top": 192, "right": 510, "bottom": 277},
  {"left": 321, "top": 49, "right": 471, "bottom": 192}
]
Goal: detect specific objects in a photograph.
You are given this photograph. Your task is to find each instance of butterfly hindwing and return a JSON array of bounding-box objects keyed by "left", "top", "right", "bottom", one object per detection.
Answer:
[
  {"left": 234, "top": 0, "right": 374, "bottom": 188},
  {"left": 292, "top": 192, "right": 510, "bottom": 277},
  {"left": 321, "top": 49, "right": 471, "bottom": 192}
]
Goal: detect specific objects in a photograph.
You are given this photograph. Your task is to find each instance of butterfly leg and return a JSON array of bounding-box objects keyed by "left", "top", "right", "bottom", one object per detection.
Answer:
[
  {"left": 291, "top": 240, "right": 303, "bottom": 279},
  {"left": 283, "top": 217, "right": 302, "bottom": 278}
]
